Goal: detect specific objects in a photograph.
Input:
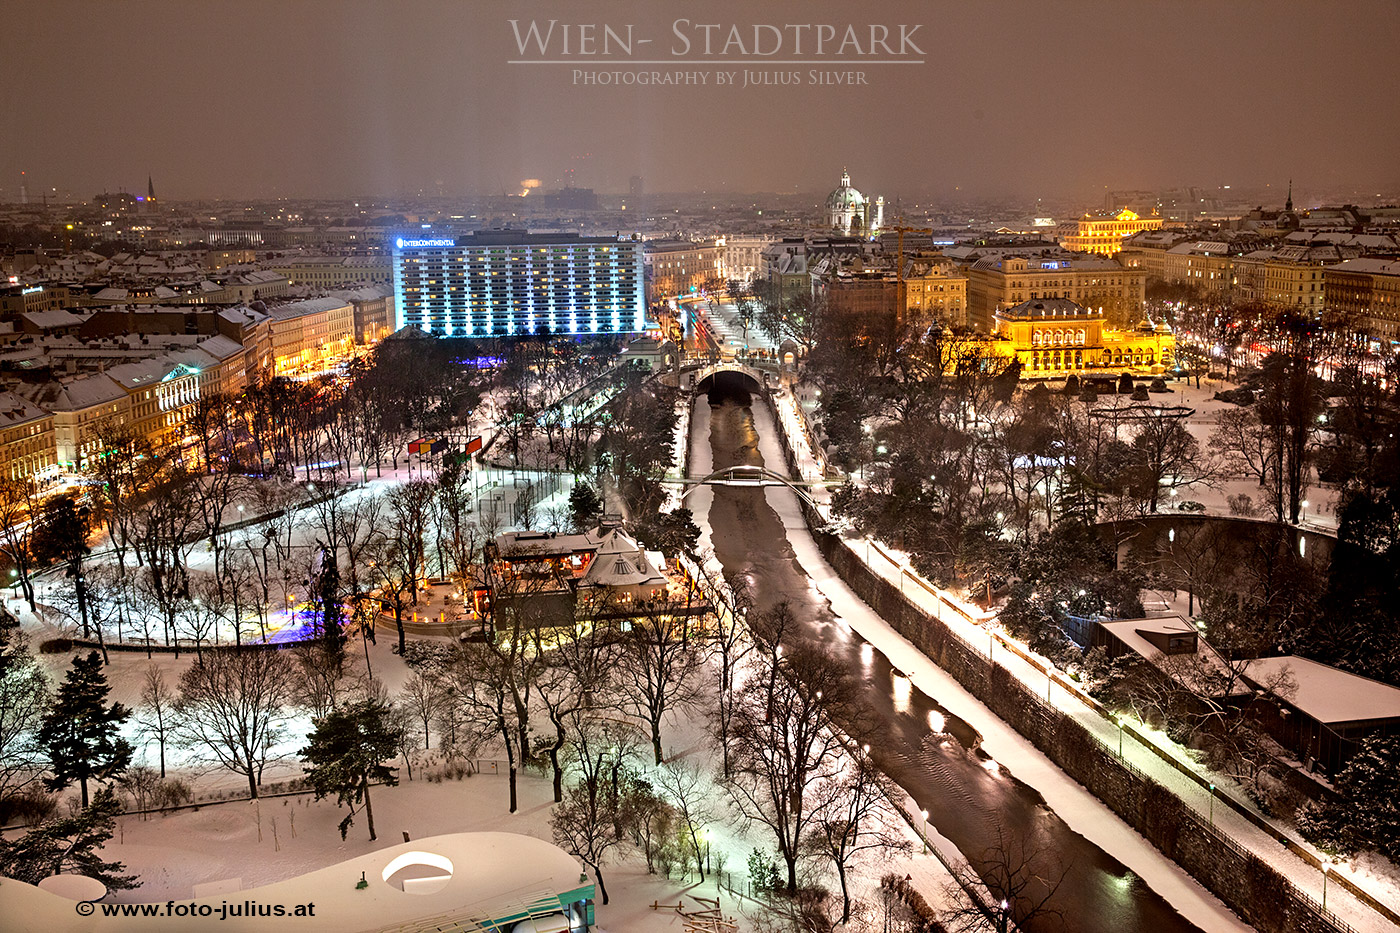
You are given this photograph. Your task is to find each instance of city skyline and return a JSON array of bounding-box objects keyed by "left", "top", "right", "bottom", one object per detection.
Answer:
[{"left": 3, "top": 0, "right": 1398, "bottom": 203}]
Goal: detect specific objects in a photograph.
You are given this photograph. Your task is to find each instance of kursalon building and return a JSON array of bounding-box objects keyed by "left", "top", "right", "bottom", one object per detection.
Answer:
[
  {"left": 393, "top": 232, "right": 645, "bottom": 337},
  {"left": 993, "top": 297, "right": 1176, "bottom": 376}
]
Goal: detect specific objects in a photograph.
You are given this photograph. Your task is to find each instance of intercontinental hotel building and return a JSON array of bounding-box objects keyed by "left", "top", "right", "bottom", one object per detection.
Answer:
[{"left": 392, "top": 232, "right": 646, "bottom": 337}]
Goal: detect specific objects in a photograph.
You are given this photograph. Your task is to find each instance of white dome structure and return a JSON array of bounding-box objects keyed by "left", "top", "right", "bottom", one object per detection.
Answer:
[{"left": 825, "top": 169, "right": 883, "bottom": 235}]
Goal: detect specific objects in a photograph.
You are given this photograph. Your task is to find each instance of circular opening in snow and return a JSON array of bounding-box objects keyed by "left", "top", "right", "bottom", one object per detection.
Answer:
[
  {"left": 381, "top": 850, "right": 454, "bottom": 895},
  {"left": 39, "top": 873, "right": 107, "bottom": 901}
]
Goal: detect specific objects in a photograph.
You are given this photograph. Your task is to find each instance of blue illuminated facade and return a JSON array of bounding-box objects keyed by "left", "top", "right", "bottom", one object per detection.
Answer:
[{"left": 392, "top": 232, "right": 645, "bottom": 337}]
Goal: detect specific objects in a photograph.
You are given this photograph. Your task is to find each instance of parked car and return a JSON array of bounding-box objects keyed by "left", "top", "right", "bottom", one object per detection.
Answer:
[{"left": 1177, "top": 500, "right": 1207, "bottom": 512}]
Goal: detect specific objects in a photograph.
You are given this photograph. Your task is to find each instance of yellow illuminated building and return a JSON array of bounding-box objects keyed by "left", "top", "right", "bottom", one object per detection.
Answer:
[
  {"left": 965, "top": 255, "right": 1145, "bottom": 331},
  {"left": 992, "top": 298, "right": 1175, "bottom": 376},
  {"left": 902, "top": 256, "right": 967, "bottom": 324},
  {"left": 1059, "top": 208, "right": 1164, "bottom": 257}
]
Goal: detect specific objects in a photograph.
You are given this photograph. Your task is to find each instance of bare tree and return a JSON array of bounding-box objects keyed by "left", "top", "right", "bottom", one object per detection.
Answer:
[
  {"left": 726, "top": 631, "right": 850, "bottom": 896},
  {"left": 708, "top": 567, "right": 754, "bottom": 779},
  {"left": 175, "top": 648, "right": 293, "bottom": 798},
  {"left": 132, "top": 665, "right": 178, "bottom": 779},
  {"left": 940, "top": 824, "right": 1068, "bottom": 933},
  {"left": 1209, "top": 406, "right": 1274, "bottom": 490},
  {"left": 550, "top": 713, "right": 635, "bottom": 905},
  {"left": 1128, "top": 409, "right": 1210, "bottom": 514},
  {"left": 1256, "top": 319, "right": 1325, "bottom": 524},
  {"left": 808, "top": 750, "right": 911, "bottom": 925},
  {"left": 0, "top": 620, "right": 49, "bottom": 800},
  {"left": 655, "top": 757, "right": 715, "bottom": 882},
  {"left": 0, "top": 476, "right": 41, "bottom": 610},
  {"left": 531, "top": 610, "right": 624, "bottom": 802},
  {"left": 448, "top": 622, "right": 538, "bottom": 813},
  {"left": 399, "top": 670, "right": 446, "bottom": 751},
  {"left": 608, "top": 591, "right": 709, "bottom": 765}
]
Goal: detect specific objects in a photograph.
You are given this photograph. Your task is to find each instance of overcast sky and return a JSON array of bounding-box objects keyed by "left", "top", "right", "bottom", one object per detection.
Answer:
[{"left": 3, "top": 0, "right": 1397, "bottom": 203}]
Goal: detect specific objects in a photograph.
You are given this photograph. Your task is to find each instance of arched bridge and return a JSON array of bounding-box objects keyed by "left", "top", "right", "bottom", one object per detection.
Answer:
[
  {"left": 682, "top": 359, "right": 778, "bottom": 393},
  {"left": 665, "top": 465, "right": 821, "bottom": 510}
]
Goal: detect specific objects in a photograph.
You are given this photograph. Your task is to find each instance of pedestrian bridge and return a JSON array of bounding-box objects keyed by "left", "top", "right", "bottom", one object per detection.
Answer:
[{"left": 665, "top": 465, "right": 821, "bottom": 509}]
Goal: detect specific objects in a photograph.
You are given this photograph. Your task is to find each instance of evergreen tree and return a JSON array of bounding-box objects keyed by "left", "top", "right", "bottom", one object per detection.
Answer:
[
  {"left": 300, "top": 699, "right": 402, "bottom": 841},
  {"left": 37, "top": 652, "right": 132, "bottom": 808},
  {"left": 567, "top": 482, "right": 603, "bottom": 533},
  {"left": 29, "top": 496, "right": 94, "bottom": 637},
  {"left": 1335, "top": 735, "right": 1400, "bottom": 860},
  {"left": 0, "top": 787, "right": 139, "bottom": 889},
  {"left": 633, "top": 508, "right": 701, "bottom": 558}
]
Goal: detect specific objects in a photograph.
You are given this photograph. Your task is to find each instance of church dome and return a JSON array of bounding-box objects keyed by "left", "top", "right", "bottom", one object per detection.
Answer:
[{"left": 825, "top": 169, "right": 865, "bottom": 211}]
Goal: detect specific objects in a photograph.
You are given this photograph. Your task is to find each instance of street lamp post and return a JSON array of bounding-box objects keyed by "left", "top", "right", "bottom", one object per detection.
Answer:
[
  {"left": 1322, "top": 864, "right": 1329, "bottom": 911},
  {"left": 1208, "top": 783, "right": 1215, "bottom": 828},
  {"left": 919, "top": 808, "right": 929, "bottom": 855},
  {"left": 1117, "top": 716, "right": 1125, "bottom": 759},
  {"left": 997, "top": 898, "right": 1009, "bottom": 933}
]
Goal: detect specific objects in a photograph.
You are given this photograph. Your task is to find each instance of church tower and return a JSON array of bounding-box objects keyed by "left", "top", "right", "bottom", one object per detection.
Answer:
[{"left": 147, "top": 175, "right": 157, "bottom": 205}]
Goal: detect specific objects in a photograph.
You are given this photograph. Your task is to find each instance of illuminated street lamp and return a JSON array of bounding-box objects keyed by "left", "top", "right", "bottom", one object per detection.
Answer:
[
  {"left": 1208, "top": 782, "right": 1215, "bottom": 827},
  {"left": 919, "top": 808, "right": 929, "bottom": 854}
]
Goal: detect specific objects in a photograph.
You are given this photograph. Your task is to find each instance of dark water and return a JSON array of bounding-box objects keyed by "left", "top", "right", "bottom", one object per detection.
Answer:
[{"left": 697, "top": 380, "right": 1204, "bottom": 933}]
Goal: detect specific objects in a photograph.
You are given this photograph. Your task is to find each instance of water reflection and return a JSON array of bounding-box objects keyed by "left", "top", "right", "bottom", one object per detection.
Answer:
[{"left": 892, "top": 671, "right": 912, "bottom": 714}]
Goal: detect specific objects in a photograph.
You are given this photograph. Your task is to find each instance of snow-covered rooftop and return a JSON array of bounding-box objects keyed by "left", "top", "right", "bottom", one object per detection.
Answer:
[
  {"left": 1242, "top": 656, "right": 1400, "bottom": 726},
  {"left": 0, "top": 832, "right": 591, "bottom": 933},
  {"left": 1097, "top": 616, "right": 1251, "bottom": 696}
]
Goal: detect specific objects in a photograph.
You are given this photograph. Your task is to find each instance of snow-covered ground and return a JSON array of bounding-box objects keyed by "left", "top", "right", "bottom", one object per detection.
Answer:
[
  {"left": 1144, "top": 376, "right": 1342, "bottom": 528},
  {"left": 16, "top": 637, "right": 952, "bottom": 932}
]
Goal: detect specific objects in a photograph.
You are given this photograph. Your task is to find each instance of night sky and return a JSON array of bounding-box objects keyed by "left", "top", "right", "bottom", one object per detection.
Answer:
[{"left": 3, "top": 0, "right": 1397, "bottom": 201}]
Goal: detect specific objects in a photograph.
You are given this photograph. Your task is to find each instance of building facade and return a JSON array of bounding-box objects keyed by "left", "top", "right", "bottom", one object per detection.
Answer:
[
  {"left": 0, "top": 393, "right": 56, "bottom": 484},
  {"left": 267, "top": 297, "right": 356, "bottom": 377},
  {"left": 269, "top": 256, "right": 393, "bottom": 287},
  {"left": 965, "top": 254, "right": 1146, "bottom": 331},
  {"left": 1058, "top": 209, "right": 1164, "bottom": 256},
  {"left": 643, "top": 239, "right": 723, "bottom": 303},
  {"left": 823, "top": 271, "right": 905, "bottom": 321},
  {"left": 1162, "top": 241, "right": 1235, "bottom": 297},
  {"left": 1325, "top": 258, "right": 1400, "bottom": 340},
  {"left": 394, "top": 233, "right": 645, "bottom": 337},
  {"left": 1231, "top": 247, "right": 1333, "bottom": 314},
  {"left": 993, "top": 298, "right": 1175, "bottom": 376},
  {"left": 902, "top": 256, "right": 967, "bottom": 324},
  {"left": 718, "top": 235, "right": 770, "bottom": 284}
]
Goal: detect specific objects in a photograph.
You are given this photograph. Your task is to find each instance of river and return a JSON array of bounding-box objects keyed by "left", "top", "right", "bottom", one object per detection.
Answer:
[{"left": 690, "top": 378, "right": 1204, "bottom": 933}]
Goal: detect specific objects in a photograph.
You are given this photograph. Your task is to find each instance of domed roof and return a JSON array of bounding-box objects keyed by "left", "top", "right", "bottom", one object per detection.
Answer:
[{"left": 826, "top": 169, "right": 865, "bottom": 210}]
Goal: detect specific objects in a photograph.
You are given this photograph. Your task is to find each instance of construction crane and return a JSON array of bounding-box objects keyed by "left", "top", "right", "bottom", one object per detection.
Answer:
[{"left": 882, "top": 225, "right": 936, "bottom": 284}]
